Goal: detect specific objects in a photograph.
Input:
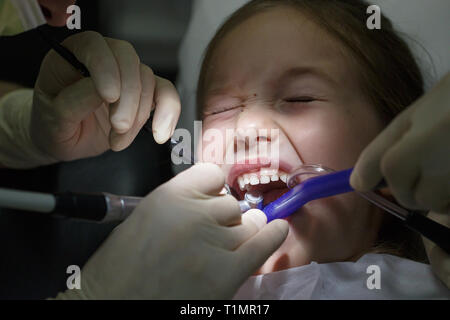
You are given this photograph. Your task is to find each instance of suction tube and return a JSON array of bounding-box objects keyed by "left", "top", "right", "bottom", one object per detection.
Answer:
[
  {"left": 263, "top": 168, "right": 353, "bottom": 222},
  {"left": 261, "top": 166, "right": 450, "bottom": 254}
]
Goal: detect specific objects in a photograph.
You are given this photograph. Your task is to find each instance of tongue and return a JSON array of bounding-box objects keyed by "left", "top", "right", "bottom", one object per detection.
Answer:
[{"left": 262, "top": 188, "right": 289, "bottom": 206}]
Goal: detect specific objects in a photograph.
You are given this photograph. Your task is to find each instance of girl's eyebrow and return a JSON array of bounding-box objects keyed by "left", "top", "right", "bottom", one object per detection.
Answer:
[{"left": 278, "top": 66, "right": 337, "bottom": 87}]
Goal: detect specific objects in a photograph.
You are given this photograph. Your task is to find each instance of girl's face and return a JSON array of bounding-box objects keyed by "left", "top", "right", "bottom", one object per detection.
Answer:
[{"left": 200, "top": 6, "right": 385, "bottom": 273}]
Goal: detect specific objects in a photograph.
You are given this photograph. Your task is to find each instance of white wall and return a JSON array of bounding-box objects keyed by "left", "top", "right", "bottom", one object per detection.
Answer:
[
  {"left": 99, "top": 0, "right": 192, "bottom": 71},
  {"left": 373, "top": 0, "right": 450, "bottom": 89}
]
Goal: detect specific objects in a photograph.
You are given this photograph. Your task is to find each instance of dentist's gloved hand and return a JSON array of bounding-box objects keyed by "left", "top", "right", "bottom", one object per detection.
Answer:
[
  {"left": 350, "top": 72, "right": 450, "bottom": 288},
  {"left": 34, "top": 31, "right": 181, "bottom": 156},
  {"left": 54, "top": 163, "right": 289, "bottom": 299},
  {"left": 0, "top": 31, "right": 180, "bottom": 168},
  {"left": 350, "top": 72, "right": 450, "bottom": 213},
  {"left": 422, "top": 211, "right": 450, "bottom": 288}
]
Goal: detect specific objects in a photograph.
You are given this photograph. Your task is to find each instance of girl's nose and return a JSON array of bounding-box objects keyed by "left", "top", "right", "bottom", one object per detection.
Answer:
[
  {"left": 233, "top": 107, "right": 279, "bottom": 157},
  {"left": 235, "top": 105, "right": 276, "bottom": 133}
]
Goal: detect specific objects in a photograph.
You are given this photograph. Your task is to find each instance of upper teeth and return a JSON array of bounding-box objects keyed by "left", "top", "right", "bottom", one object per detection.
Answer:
[{"left": 237, "top": 169, "right": 288, "bottom": 191}]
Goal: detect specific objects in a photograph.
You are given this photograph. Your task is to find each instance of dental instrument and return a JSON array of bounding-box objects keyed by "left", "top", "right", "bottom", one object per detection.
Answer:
[
  {"left": 239, "top": 191, "right": 264, "bottom": 212},
  {"left": 0, "top": 188, "right": 139, "bottom": 222},
  {"left": 261, "top": 165, "right": 450, "bottom": 254},
  {"left": 168, "top": 137, "right": 263, "bottom": 211},
  {"left": 10, "top": 0, "right": 90, "bottom": 76},
  {"left": 167, "top": 136, "right": 239, "bottom": 198},
  {"left": 0, "top": 137, "right": 256, "bottom": 222},
  {"left": 0, "top": 186, "right": 262, "bottom": 222},
  {"left": 0, "top": 136, "right": 256, "bottom": 222},
  {"left": 37, "top": 26, "right": 90, "bottom": 77}
]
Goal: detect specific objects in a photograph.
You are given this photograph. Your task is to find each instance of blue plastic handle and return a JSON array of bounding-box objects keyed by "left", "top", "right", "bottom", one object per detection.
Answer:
[
  {"left": 262, "top": 167, "right": 450, "bottom": 255},
  {"left": 263, "top": 168, "right": 354, "bottom": 222}
]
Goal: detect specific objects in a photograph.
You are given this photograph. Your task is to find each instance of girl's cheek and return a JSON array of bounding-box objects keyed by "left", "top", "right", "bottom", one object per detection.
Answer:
[{"left": 280, "top": 109, "right": 365, "bottom": 168}]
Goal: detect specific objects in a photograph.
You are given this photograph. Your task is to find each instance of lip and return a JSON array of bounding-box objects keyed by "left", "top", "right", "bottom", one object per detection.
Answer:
[{"left": 227, "top": 158, "right": 293, "bottom": 195}]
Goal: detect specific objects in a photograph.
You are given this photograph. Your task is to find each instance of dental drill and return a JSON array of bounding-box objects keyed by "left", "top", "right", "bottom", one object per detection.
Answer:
[
  {"left": 0, "top": 138, "right": 261, "bottom": 222},
  {"left": 168, "top": 137, "right": 264, "bottom": 211},
  {"left": 0, "top": 188, "right": 262, "bottom": 223},
  {"left": 0, "top": 188, "right": 141, "bottom": 223}
]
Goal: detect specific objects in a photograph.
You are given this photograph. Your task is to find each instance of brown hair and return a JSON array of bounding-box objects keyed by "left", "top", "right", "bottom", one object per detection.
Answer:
[{"left": 197, "top": 0, "right": 427, "bottom": 262}]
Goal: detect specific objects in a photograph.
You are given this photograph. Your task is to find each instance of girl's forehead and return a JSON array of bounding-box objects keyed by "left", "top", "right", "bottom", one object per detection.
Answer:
[
  {"left": 205, "top": 6, "right": 356, "bottom": 90},
  {"left": 215, "top": 6, "right": 339, "bottom": 57}
]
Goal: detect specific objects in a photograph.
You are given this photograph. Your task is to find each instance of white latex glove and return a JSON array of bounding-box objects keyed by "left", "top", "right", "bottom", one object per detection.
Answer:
[
  {"left": 351, "top": 72, "right": 450, "bottom": 213},
  {"left": 351, "top": 72, "right": 450, "bottom": 288},
  {"left": 54, "top": 163, "right": 289, "bottom": 299},
  {"left": 0, "top": 31, "right": 180, "bottom": 168},
  {"left": 422, "top": 211, "right": 450, "bottom": 288}
]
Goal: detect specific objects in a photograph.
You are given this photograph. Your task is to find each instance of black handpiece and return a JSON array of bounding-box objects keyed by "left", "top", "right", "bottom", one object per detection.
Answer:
[
  {"left": 374, "top": 178, "right": 450, "bottom": 254},
  {"left": 405, "top": 212, "right": 450, "bottom": 254},
  {"left": 53, "top": 192, "right": 107, "bottom": 221}
]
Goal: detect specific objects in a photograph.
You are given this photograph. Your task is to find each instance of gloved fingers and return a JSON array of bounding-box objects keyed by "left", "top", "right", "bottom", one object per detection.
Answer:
[
  {"left": 138, "top": 64, "right": 157, "bottom": 118},
  {"left": 52, "top": 77, "right": 104, "bottom": 127},
  {"left": 351, "top": 107, "right": 412, "bottom": 191},
  {"left": 423, "top": 236, "right": 450, "bottom": 288},
  {"left": 109, "top": 64, "right": 155, "bottom": 151},
  {"left": 172, "top": 163, "right": 225, "bottom": 196},
  {"left": 93, "top": 103, "right": 112, "bottom": 139},
  {"left": 108, "top": 107, "right": 141, "bottom": 152},
  {"left": 207, "top": 195, "right": 242, "bottom": 226},
  {"left": 60, "top": 31, "right": 121, "bottom": 103},
  {"left": 104, "top": 37, "right": 142, "bottom": 135},
  {"left": 379, "top": 133, "right": 423, "bottom": 209},
  {"left": 221, "top": 209, "right": 267, "bottom": 250},
  {"left": 234, "top": 219, "right": 288, "bottom": 276},
  {"left": 151, "top": 76, "right": 181, "bottom": 144},
  {"left": 414, "top": 176, "right": 450, "bottom": 213}
]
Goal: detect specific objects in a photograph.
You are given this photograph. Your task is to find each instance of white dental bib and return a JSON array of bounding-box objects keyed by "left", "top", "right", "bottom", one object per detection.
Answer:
[{"left": 233, "top": 253, "right": 449, "bottom": 299}]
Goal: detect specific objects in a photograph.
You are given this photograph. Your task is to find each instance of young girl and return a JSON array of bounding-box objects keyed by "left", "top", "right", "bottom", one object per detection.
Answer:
[{"left": 195, "top": 0, "right": 449, "bottom": 298}]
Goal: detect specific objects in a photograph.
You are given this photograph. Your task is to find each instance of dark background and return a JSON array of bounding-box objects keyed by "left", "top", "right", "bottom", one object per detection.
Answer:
[{"left": 0, "top": 0, "right": 192, "bottom": 299}]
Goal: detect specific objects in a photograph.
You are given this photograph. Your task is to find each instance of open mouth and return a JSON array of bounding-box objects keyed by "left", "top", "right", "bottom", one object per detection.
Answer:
[{"left": 229, "top": 166, "right": 291, "bottom": 206}]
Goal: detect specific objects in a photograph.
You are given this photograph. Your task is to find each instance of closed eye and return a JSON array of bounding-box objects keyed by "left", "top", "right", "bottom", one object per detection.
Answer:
[
  {"left": 284, "top": 96, "right": 315, "bottom": 103},
  {"left": 205, "top": 105, "right": 243, "bottom": 116}
]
